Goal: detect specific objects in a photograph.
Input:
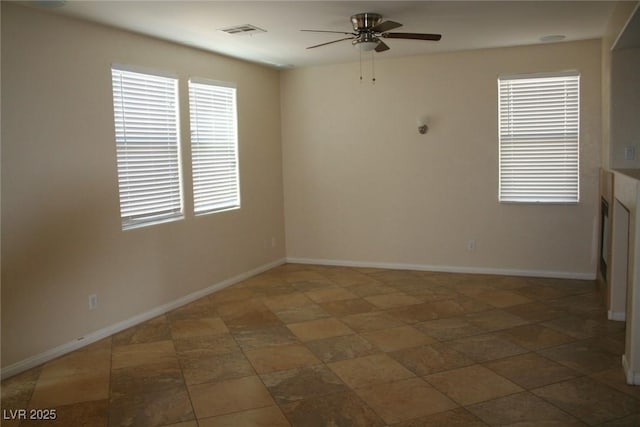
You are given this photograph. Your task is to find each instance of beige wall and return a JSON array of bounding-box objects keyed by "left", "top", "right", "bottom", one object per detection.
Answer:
[
  {"left": 611, "top": 48, "right": 640, "bottom": 169},
  {"left": 1, "top": 3, "right": 285, "bottom": 367},
  {"left": 282, "top": 40, "right": 602, "bottom": 277},
  {"left": 601, "top": 1, "right": 638, "bottom": 170}
]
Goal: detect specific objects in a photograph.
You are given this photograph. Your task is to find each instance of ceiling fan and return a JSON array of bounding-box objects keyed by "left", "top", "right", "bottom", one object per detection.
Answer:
[{"left": 302, "top": 12, "right": 442, "bottom": 52}]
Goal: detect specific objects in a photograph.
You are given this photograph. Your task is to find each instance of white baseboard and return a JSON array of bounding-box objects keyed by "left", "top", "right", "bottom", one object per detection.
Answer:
[
  {"left": 286, "top": 257, "right": 596, "bottom": 280},
  {"left": 608, "top": 310, "right": 627, "bottom": 321},
  {"left": 622, "top": 354, "right": 640, "bottom": 385},
  {"left": 1, "top": 258, "right": 286, "bottom": 380}
]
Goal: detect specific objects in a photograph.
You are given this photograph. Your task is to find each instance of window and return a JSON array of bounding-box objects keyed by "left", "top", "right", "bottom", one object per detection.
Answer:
[
  {"left": 188, "top": 79, "right": 240, "bottom": 214},
  {"left": 498, "top": 72, "right": 580, "bottom": 203},
  {"left": 111, "top": 66, "right": 183, "bottom": 229}
]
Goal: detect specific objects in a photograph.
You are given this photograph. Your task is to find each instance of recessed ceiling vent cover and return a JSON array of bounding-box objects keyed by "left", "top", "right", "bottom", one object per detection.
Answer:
[{"left": 219, "top": 24, "right": 266, "bottom": 36}]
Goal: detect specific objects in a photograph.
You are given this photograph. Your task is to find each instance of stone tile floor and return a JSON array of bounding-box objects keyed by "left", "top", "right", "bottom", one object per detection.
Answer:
[{"left": 2, "top": 264, "right": 639, "bottom": 426}]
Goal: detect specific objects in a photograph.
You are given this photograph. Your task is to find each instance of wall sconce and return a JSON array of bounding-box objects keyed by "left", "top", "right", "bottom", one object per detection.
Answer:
[{"left": 417, "top": 118, "right": 429, "bottom": 135}]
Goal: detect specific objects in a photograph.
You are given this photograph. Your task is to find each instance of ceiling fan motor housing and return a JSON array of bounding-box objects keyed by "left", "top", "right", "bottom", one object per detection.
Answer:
[
  {"left": 352, "top": 32, "right": 378, "bottom": 46},
  {"left": 351, "top": 13, "right": 382, "bottom": 31}
]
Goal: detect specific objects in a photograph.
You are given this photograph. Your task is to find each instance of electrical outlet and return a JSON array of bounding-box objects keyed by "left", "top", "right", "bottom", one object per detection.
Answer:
[
  {"left": 625, "top": 145, "right": 636, "bottom": 161},
  {"left": 89, "top": 294, "right": 98, "bottom": 310},
  {"left": 467, "top": 240, "right": 476, "bottom": 251}
]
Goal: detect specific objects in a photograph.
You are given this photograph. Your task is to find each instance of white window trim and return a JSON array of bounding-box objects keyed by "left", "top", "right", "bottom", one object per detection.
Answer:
[
  {"left": 111, "top": 65, "right": 184, "bottom": 230},
  {"left": 188, "top": 78, "right": 241, "bottom": 216},
  {"left": 498, "top": 71, "right": 580, "bottom": 204}
]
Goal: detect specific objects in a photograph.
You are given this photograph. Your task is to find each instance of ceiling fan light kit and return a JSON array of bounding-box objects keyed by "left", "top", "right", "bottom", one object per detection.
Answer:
[
  {"left": 355, "top": 41, "right": 378, "bottom": 52},
  {"left": 353, "top": 32, "right": 379, "bottom": 52}
]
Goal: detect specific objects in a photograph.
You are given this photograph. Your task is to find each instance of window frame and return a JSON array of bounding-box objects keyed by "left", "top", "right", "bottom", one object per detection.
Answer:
[
  {"left": 497, "top": 71, "right": 580, "bottom": 204},
  {"left": 111, "top": 64, "right": 184, "bottom": 230},
  {"left": 188, "top": 77, "right": 241, "bottom": 216}
]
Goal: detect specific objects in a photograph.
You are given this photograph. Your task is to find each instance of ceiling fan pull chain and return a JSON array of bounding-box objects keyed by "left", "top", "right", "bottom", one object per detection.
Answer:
[
  {"left": 371, "top": 51, "right": 376, "bottom": 84},
  {"left": 359, "top": 48, "right": 363, "bottom": 83}
]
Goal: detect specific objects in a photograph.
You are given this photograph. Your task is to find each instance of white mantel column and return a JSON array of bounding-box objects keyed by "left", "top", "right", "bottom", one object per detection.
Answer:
[{"left": 613, "top": 170, "right": 640, "bottom": 385}]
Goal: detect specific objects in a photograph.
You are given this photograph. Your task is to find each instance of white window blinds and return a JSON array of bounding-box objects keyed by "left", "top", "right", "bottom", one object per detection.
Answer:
[
  {"left": 111, "top": 66, "right": 183, "bottom": 229},
  {"left": 498, "top": 73, "right": 580, "bottom": 203},
  {"left": 188, "top": 79, "right": 240, "bottom": 214}
]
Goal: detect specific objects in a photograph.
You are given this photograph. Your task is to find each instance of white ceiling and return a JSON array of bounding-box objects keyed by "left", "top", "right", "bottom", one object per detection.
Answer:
[{"left": 31, "top": 1, "right": 620, "bottom": 68}]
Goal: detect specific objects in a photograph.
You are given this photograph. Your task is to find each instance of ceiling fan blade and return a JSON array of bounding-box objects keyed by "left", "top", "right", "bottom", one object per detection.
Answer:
[
  {"left": 375, "top": 40, "right": 390, "bottom": 52},
  {"left": 372, "top": 20, "right": 403, "bottom": 33},
  {"left": 306, "top": 36, "right": 355, "bottom": 49},
  {"left": 301, "top": 29, "right": 356, "bottom": 36},
  {"left": 383, "top": 32, "right": 442, "bottom": 41}
]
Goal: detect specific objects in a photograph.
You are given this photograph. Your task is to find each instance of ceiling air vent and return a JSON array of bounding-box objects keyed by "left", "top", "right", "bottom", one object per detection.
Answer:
[{"left": 219, "top": 24, "right": 266, "bottom": 36}]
